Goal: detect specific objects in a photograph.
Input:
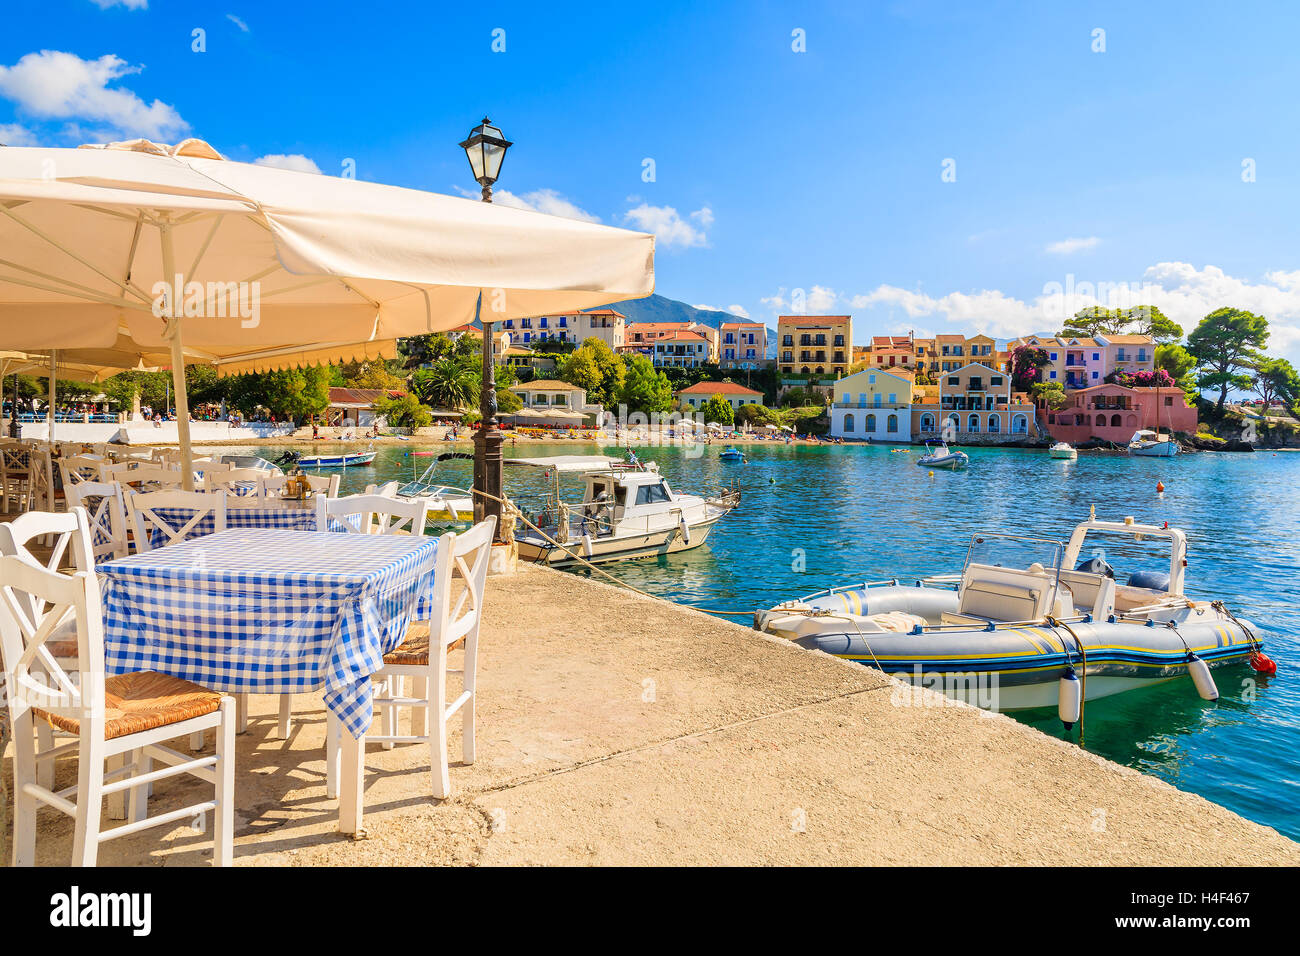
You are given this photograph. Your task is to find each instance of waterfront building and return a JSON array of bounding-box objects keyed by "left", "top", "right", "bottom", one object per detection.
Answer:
[
  {"left": 651, "top": 330, "right": 711, "bottom": 368},
  {"left": 936, "top": 362, "right": 1035, "bottom": 439},
  {"left": 719, "top": 322, "right": 768, "bottom": 369},
  {"left": 674, "top": 380, "right": 765, "bottom": 411},
  {"left": 829, "top": 367, "right": 912, "bottom": 441},
  {"left": 1009, "top": 333, "right": 1156, "bottom": 389},
  {"left": 1042, "top": 383, "right": 1196, "bottom": 443},
  {"left": 508, "top": 379, "right": 603, "bottom": 419},
  {"left": 910, "top": 382, "right": 941, "bottom": 437},
  {"left": 936, "top": 333, "right": 998, "bottom": 372},
  {"left": 776, "top": 315, "right": 852, "bottom": 377},
  {"left": 867, "top": 334, "right": 915, "bottom": 373},
  {"left": 625, "top": 321, "right": 720, "bottom": 362}
]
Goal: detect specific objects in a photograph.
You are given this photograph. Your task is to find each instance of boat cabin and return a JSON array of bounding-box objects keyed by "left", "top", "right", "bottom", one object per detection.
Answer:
[{"left": 580, "top": 471, "right": 678, "bottom": 534}]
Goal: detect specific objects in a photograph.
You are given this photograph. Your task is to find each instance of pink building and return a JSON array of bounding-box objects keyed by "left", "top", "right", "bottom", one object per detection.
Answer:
[{"left": 1042, "top": 384, "right": 1197, "bottom": 443}]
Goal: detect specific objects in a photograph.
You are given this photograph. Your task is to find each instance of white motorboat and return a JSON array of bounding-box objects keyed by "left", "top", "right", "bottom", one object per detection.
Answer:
[
  {"left": 917, "top": 441, "right": 969, "bottom": 470},
  {"left": 510, "top": 454, "right": 740, "bottom": 566},
  {"left": 1128, "top": 429, "right": 1180, "bottom": 458},
  {"left": 756, "top": 514, "right": 1267, "bottom": 716},
  {"left": 395, "top": 451, "right": 476, "bottom": 522},
  {"left": 1049, "top": 442, "right": 1077, "bottom": 460}
]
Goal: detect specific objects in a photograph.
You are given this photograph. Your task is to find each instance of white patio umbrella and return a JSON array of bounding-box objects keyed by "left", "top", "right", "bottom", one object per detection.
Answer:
[{"left": 0, "top": 138, "right": 655, "bottom": 486}]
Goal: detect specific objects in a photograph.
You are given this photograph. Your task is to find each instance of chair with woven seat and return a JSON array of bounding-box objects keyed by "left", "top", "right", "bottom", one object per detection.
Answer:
[
  {"left": 326, "top": 516, "right": 495, "bottom": 801},
  {"left": 0, "top": 554, "right": 236, "bottom": 866}
]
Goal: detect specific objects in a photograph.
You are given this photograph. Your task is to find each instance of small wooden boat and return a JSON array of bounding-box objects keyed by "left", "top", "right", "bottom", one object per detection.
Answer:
[{"left": 280, "top": 448, "right": 377, "bottom": 468}]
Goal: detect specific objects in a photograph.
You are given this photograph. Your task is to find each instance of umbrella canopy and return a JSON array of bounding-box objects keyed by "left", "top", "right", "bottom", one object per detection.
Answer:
[{"left": 0, "top": 138, "right": 655, "bottom": 483}]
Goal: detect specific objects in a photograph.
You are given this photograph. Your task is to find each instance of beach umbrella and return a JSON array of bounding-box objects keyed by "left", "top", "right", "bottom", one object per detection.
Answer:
[{"left": 0, "top": 138, "right": 654, "bottom": 486}]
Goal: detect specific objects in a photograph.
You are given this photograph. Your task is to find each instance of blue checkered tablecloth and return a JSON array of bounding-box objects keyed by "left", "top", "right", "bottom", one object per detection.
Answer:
[{"left": 99, "top": 529, "right": 440, "bottom": 739}]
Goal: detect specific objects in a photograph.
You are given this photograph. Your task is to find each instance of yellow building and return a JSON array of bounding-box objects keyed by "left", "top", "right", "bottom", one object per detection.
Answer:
[
  {"left": 777, "top": 315, "right": 852, "bottom": 378},
  {"left": 828, "top": 367, "right": 913, "bottom": 441}
]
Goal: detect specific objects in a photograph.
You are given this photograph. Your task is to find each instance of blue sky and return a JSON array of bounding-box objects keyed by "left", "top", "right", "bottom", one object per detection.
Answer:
[{"left": 4, "top": 0, "right": 1300, "bottom": 359}]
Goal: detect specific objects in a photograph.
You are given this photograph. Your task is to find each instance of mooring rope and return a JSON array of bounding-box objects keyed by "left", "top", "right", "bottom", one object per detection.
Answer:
[{"left": 468, "top": 488, "right": 757, "bottom": 617}]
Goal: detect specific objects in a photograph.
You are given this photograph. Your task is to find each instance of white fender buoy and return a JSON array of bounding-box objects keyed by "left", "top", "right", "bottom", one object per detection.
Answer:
[
  {"left": 1187, "top": 653, "right": 1219, "bottom": 701},
  {"left": 678, "top": 514, "right": 691, "bottom": 545},
  {"left": 581, "top": 533, "right": 594, "bottom": 557},
  {"left": 1058, "top": 666, "right": 1082, "bottom": 729}
]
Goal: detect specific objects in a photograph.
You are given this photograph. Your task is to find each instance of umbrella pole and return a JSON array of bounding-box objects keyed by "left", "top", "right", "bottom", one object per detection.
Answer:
[
  {"left": 159, "top": 221, "right": 195, "bottom": 490},
  {"left": 47, "top": 350, "right": 56, "bottom": 445}
]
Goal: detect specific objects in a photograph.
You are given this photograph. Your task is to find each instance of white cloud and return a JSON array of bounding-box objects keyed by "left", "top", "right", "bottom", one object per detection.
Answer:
[
  {"left": 492, "top": 187, "right": 600, "bottom": 223},
  {"left": 759, "top": 285, "right": 841, "bottom": 316},
  {"left": 89, "top": 0, "right": 147, "bottom": 9},
  {"left": 0, "top": 122, "right": 37, "bottom": 146},
  {"left": 1046, "top": 236, "right": 1101, "bottom": 255},
  {"left": 0, "top": 50, "right": 187, "bottom": 141},
  {"left": 624, "top": 203, "right": 710, "bottom": 248},
  {"left": 253, "top": 153, "right": 321, "bottom": 174},
  {"left": 845, "top": 262, "right": 1300, "bottom": 353},
  {"left": 226, "top": 14, "right": 250, "bottom": 32},
  {"left": 693, "top": 303, "right": 752, "bottom": 319}
]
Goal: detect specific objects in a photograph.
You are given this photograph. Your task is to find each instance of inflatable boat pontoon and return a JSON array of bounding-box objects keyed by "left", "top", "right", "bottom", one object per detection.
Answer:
[{"left": 756, "top": 514, "right": 1265, "bottom": 715}]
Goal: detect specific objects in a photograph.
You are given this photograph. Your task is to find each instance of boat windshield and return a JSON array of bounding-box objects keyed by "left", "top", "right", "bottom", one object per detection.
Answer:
[
  {"left": 1072, "top": 529, "right": 1174, "bottom": 591},
  {"left": 963, "top": 534, "right": 1064, "bottom": 576}
]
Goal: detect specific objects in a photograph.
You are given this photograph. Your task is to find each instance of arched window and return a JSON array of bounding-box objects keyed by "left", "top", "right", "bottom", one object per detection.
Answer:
[
  {"left": 800, "top": 367, "right": 810, "bottom": 374},
  {"left": 1110, "top": 413, "right": 1121, "bottom": 427},
  {"left": 1095, "top": 413, "right": 1106, "bottom": 426},
  {"left": 947, "top": 413, "right": 960, "bottom": 436},
  {"left": 920, "top": 413, "right": 935, "bottom": 433},
  {"left": 843, "top": 413, "right": 854, "bottom": 433},
  {"left": 988, "top": 414, "right": 1000, "bottom": 434},
  {"left": 1012, "top": 414, "right": 1027, "bottom": 434},
  {"left": 968, "top": 414, "right": 981, "bottom": 433},
  {"left": 1126, "top": 414, "right": 1137, "bottom": 427},
  {"left": 887, "top": 414, "right": 899, "bottom": 433},
  {"left": 865, "top": 414, "right": 877, "bottom": 432}
]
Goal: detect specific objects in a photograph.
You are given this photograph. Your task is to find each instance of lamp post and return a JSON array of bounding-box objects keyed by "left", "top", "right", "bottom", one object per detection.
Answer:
[{"left": 461, "top": 118, "right": 512, "bottom": 542}]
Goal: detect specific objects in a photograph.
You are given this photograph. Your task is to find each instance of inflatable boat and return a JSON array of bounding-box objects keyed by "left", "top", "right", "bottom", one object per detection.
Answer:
[
  {"left": 917, "top": 441, "right": 969, "bottom": 470},
  {"left": 756, "top": 514, "right": 1267, "bottom": 716}
]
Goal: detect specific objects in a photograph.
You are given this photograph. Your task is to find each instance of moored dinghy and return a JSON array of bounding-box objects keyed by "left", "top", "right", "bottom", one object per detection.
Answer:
[
  {"left": 756, "top": 514, "right": 1264, "bottom": 714},
  {"left": 917, "top": 440, "right": 969, "bottom": 470}
]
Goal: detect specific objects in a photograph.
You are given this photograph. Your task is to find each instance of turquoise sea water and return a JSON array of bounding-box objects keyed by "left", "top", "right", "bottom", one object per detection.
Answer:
[{"left": 231, "top": 440, "right": 1300, "bottom": 840}]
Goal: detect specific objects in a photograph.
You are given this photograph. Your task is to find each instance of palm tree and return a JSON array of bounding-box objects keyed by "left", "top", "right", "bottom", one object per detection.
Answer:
[{"left": 414, "top": 359, "right": 479, "bottom": 410}]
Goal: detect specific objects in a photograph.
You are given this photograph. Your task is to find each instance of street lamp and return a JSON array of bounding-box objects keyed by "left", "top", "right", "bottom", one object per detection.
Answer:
[
  {"left": 461, "top": 117, "right": 512, "bottom": 543},
  {"left": 459, "top": 117, "right": 513, "bottom": 203}
]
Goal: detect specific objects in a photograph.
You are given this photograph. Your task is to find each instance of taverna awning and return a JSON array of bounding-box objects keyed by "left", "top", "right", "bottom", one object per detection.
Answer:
[{"left": 0, "top": 137, "right": 655, "bottom": 482}]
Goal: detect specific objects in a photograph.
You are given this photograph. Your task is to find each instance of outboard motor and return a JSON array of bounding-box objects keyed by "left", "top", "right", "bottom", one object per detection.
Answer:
[{"left": 275, "top": 450, "right": 301, "bottom": 466}]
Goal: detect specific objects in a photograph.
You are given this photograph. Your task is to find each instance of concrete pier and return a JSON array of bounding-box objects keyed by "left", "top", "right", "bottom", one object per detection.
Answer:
[{"left": 13, "top": 565, "right": 1299, "bottom": 865}]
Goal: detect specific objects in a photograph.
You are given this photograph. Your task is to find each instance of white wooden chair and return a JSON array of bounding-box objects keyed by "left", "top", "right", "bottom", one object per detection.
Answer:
[
  {"left": 126, "top": 490, "right": 227, "bottom": 552},
  {"left": 258, "top": 492, "right": 431, "bottom": 742},
  {"left": 327, "top": 517, "right": 496, "bottom": 800},
  {"left": 259, "top": 471, "right": 339, "bottom": 499},
  {"left": 0, "top": 555, "right": 235, "bottom": 866},
  {"left": 65, "top": 481, "right": 130, "bottom": 562},
  {"left": 203, "top": 467, "right": 268, "bottom": 496},
  {"left": 323, "top": 493, "right": 429, "bottom": 536},
  {"left": 58, "top": 455, "right": 105, "bottom": 492},
  {"left": 1, "top": 445, "right": 51, "bottom": 513},
  {"left": 364, "top": 480, "right": 402, "bottom": 497}
]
